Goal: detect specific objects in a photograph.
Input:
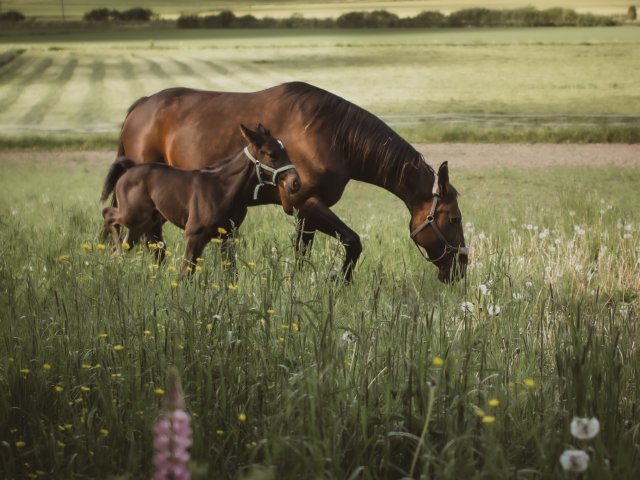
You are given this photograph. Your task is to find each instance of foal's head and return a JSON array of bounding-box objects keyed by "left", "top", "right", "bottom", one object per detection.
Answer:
[{"left": 240, "top": 124, "right": 301, "bottom": 200}]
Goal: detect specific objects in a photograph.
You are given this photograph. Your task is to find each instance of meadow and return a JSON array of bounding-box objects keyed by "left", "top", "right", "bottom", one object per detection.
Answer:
[
  {"left": 1, "top": 26, "right": 639, "bottom": 148},
  {"left": 0, "top": 151, "right": 639, "bottom": 478}
]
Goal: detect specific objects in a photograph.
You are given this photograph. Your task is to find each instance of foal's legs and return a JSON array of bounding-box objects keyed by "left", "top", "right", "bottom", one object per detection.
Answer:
[
  {"left": 102, "top": 207, "right": 123, "bottom": 254},
  {"left": 183, "top": 232, "right": 210, "bottom": 275},
  {"left": 146, "top": 214, "right": 166, "bottom": 263}
]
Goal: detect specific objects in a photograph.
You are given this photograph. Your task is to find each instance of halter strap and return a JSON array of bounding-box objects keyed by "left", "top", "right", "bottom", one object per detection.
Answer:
[
  {"left": 243, "top": 146, "right": 297, "bottom": 200},
  {"left": 409, "top": 173, "right": 469, "bottom": 263}
]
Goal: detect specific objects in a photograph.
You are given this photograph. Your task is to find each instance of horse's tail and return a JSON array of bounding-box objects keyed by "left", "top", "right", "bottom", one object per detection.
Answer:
[{"left": 101, "top": 157, "right": 136, "bottom": 203}]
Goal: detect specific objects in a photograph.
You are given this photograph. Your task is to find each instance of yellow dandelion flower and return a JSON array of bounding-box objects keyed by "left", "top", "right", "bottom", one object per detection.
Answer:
[
  {"left": 481, "top": 415, "right": 496, "bottom": 424},
  {"left": 523, "top": 378, "right": 536, "bottom": 389},
  {"left": 54, "top": 385, "right": 64, "bottom": 393},
  {"left": 247, "top": 261, "right": 256, "bottom": 269},
  {"left": 278, "top": 337, "right": 285, "bottom": 344},
  {"left": 473, "top": 407, "right": 486, "bottom": 417},
  {"left": 206, "top": 323, "right": 213, "bottom": 332},
  {"left": 96, "top": 243, "right": 106, "bottom": 251},
  {"left": 121, "top": 242, "right": 130, "bottom": 251},
  {"left": 234, "top": 238, "right": 240, "bottom": 244},
  {"left": 143, "top": 330, "right": 152, "bottom": 336},
  {"left": 245, "top": 441, "right": 257, "bottom": 449},
  {"left": 135, "top": 249, "right": 144, "bottom": 256},
  {"left": 238, "top": 412, "right": 247, "bottom": 422},
  {"left": 164, "top": 250, "right": 172, "bottom": 257},
  {"left": 81, "top": 363, "right": 91, "bottom": 369},
  {"left": 217, "top": 227, "right": 227, "bottom": 235},
  {"left": 98, "top": 333, "right": 108, "bottom": 339},
  {"left": 99, "top": 428, "right": 109, "bottom": 438},
  {"left": 222, "top": 260, "right": 232, "bottom": 268},
  {"left": 211, "top": 238, "right": 222, "bottom": 244},
  {"left": 81, "top": 242, "right": 92, "bottom": 252},
  {"left": 113, "top": 344, "right": 125, "bottom": 352},
  {"left": 20, "top": 368, "right": 30, "bottom": 375},
  {"left": 56, "top": 440, "right": 65, "bottom": 449},
  {"left": 291, "top": 322, "right": 300, "bottom": 332},
  {"left": 111, "top": 373, "right": 123, "bottom": 379},
  {"left": 95, "top": 363, "right": 102, "bottom": 369},
  {"left": 57, "top": 424, "right": 66, "bottom": 432},
  {"left": 171, "top": 280, "right": 178, "bottom": 288},
  {"left": 80, "top": 386, "right": 91, "bottom": 392},
  {"left": 196, "top": 257, "right": 204, "bottom": 263},
  {"left": 211, "top": 282, "right": 220, "bottom": 290},
  {"left": 148, "top": 264, "right": 159, "bottom": 271},
  {"left": 63, "top": 423, "right": 72, "bottom": 430},
  {"left": 58, "top": 255, "right": 70, "bottom": 262},
  {"left": 167, "top": 265, "right": 177, "bottom": 273},
  {"left": 154, "top": 387, "right": 165, "bottom": 396},
  {"left": 228, "top": 284, "right": 239, "bottom": 292},
  {"left": 195, "top": 265, "right": 203, "bottom": 273},
  {"left": 74, "top": 398, "right": 83, "bottom": 404},
  {"left": 148, "top": 242, "right": 158, "bottom": 250},
  {"left": 488, "top": 398, "right": 500, "bottom": 407},
  {"left": 216, "top": 429, "right": 225, "bottom": 436},
  {"left": 15, "top": 440, "right": 26, "bottom": 448},
  {"left": 432, "top": 356, "right": 444, "bottom": 367},
  {"left": 42, "top": 363, "right": 52, "bottom": 371},
  {"left": 266, "top": 309, "right": 275, "bottom": 315}
]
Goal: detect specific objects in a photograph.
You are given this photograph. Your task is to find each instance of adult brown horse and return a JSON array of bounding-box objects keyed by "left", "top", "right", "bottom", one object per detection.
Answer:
[{"left": 118, "top": 82, "right": 468, "bottom": 283}]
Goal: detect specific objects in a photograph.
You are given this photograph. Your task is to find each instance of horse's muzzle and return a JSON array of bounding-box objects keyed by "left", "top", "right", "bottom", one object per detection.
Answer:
[{"left": 282, "top": 171, "right": 301, "bottom": 195}]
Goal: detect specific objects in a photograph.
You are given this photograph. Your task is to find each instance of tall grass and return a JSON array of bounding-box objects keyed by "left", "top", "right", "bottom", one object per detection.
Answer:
[{"left": 0, "top": 161, "right": 639, "bottom": 478}]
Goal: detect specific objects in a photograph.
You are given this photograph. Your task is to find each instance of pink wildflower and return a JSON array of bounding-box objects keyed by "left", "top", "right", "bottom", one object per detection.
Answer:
[{"left": 153, "top": 369, "right": 192, "bottom": 480}]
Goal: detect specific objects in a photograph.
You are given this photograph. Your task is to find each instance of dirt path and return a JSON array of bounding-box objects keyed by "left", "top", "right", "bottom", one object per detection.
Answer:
[{"left": 0, "top": 144, "right": 638, "bottom": 169}]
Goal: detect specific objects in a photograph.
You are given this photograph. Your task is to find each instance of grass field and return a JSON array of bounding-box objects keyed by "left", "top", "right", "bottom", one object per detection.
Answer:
[
  {"left": 0, "top": 152, "right": 639, "bottom": 478},
  {"left": 1, "top": 26, "right": 639, "bottom": 148},
  {"left": 0, "top": 1, "right": 633, "bottom": 19}
]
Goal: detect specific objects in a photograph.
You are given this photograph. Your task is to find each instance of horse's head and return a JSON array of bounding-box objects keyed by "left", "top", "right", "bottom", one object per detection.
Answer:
[
  {"left": 409, "top": 162, "right": 468, "bottom": 283},
  {"left": 240, "top": 124, "right": 301, "bottom": 202}
]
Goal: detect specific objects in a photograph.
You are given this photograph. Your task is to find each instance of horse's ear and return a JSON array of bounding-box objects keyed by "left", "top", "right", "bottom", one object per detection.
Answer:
[
  {"left": 257, "top": 123, "right": 271, "bottom": 136},
  {"left": 437, "top": 161, "right": 449, "bottom": 194},
  {"left": 239, "top": 124, "right": 264, "bottom": 148}
]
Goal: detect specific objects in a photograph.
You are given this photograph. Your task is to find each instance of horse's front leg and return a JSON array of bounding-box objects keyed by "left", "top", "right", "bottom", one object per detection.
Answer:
[{"left": 297, "top": 196, "right": 362, "bottom": 282}]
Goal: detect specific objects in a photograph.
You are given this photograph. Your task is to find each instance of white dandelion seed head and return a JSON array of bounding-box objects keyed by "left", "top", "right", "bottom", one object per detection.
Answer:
[
  {"left": 487, "top": 305, "right": 501, "bottom": 316},
  {"left": 479, "top": 284, "right": 490, "bottom": 295},
  {"left": 157, "top": 241, "right": 165, "bottom": 249},
  {"left": 569, "top": 210, "right": 576, "bottom": 217},
  {"left": 460, "top": 301, "right": 475, "bottom": 313},
  {"left": 554, "top": 238, "right": 562, "bottom": 245},
  {"left": 512, "top": 292, "right": 523, "bottom": 300},
  {"left": 570, "top": 417, "right": 600, "bottom": 440},
  {"left": 574, "top": 225, "right": 586, "bottom": 236},
  {"left": 341, "top": 331, "right": 356, "bottom": 344},
  {"left": 574, "top": 264, "right": 583, "bottom": 273},
  {"left": 559, "top": 449, "right": 590, "bottom": 473},
  {"left": 525, "top": 281, "right": 533, "bottom": 288}
]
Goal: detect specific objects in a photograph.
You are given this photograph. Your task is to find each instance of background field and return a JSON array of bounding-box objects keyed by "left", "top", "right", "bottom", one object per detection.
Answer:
[
  {"left": 1, "top": 26, "right": 639, "bottom": 147},
  {"left": 0, "top": 0, "right": 634, "bottom": 19},
  {"left": 1, "top": 150, "right": 639, "bottom": 478}
]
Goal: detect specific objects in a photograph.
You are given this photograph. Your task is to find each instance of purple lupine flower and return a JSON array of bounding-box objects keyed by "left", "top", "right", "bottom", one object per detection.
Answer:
[{"left": 153, "top": 369, "right": 192, "bottom": 480}]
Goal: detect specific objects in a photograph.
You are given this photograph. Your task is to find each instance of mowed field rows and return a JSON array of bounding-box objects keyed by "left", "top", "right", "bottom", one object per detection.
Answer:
[{"left": 1, "top": 27, "right": 639, "bottom": 142}]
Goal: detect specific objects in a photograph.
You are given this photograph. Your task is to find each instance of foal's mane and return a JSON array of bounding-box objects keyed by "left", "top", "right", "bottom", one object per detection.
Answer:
[{"left": 282, "top": 82, "right": 433, "bottom": 186}]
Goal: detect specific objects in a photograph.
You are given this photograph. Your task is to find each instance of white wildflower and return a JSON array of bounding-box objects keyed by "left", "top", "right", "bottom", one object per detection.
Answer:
[
  {"left": 341, "top": 331, "right": 356, "bottom": 344},
  {"left": 460, "top": 302, "right": 475, "bottom": 314},
  {"left": 479, "top": 284, "right": 490, "bottom": 295},
  {"left": 559, "top": 449, "right": 590, "bottom": 473},
  {"left": 487, "top": 305, "right": 501, "bottom": 316},
  {"left": 570, "top": 417, "right": 600, "bottom": 440}
]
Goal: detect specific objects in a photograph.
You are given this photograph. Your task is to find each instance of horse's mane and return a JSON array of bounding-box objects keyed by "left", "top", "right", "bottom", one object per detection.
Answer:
[{"left": 281, "top": 82, "right": 432, "bottom": 186}]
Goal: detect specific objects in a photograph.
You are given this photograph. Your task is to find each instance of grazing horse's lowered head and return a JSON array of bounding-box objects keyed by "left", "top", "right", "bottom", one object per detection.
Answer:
[{"left": 408, "top": 161, "right": 468, "bottom": 283}]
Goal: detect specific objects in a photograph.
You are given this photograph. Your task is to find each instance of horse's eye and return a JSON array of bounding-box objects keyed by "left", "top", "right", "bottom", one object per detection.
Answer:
[{"left": 449, "top": 216, "right": 461, "bottom": 224}]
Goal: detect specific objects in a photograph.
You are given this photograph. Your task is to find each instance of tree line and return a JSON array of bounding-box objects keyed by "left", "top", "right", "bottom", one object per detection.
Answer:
[
  {"left": 177, "top": 8, "right": 621, "bottom": 29},
  {"left": 1, "top": 6, "right": 633, "bottom": 27}
]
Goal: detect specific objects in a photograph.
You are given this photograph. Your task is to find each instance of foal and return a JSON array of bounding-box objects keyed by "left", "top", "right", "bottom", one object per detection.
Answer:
[{"left": 101, "top": 124, "right": 301, "bottom": 270}]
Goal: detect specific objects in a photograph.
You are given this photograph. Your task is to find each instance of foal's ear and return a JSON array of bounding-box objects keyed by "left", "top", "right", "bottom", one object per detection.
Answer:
[
  {"left": 257, "top": 123, "right": 271, "bottom": 136},
  {"left": 437, "top": 161, "right": 450, "bottom": 194},
  {"left": 239, "top": 124, "right": 264, "bottom": 148}
]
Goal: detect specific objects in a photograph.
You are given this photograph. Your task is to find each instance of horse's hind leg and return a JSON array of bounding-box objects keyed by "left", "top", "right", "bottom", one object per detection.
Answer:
[{"left": 102, "top": 207, "right": 123, "bottom": 254}]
